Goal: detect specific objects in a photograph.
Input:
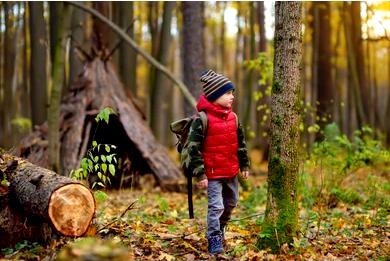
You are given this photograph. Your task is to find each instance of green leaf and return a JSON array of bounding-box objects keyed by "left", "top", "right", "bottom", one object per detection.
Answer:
[
  {"left": 101, "top": 155, "right": 106, "bottom": 163},
  {"left": 105, "top": 145, "right": 110, "bottom": 153},
  {"left": 109, "top": 164, "right": 115, "bottom": 176},
  {"left": 106, "top": 155, "right": 112, "bottom": 163},
  {"left": 81, "top": 158, "right": 88, "bottom": 171},
  {"left": 98, "top": 172, "right": 102, "bottom": 180},
  {"left": 98, "top": 182, "right": 105, "bottom": 187},
  {"left": 95, "top": 164, "right": 100, "bottom": 171},
  {"left": 92, "top": 141, "right": 97, "bottom": 147},
  {"left": 101, "top": 163, "right": 107, "bottom": 173},
  {"left": 94, "top": 156, "right": 99, "bottom": 163},
  {"left": 87, "top": 159, "right": 93, "bottom": 172}
]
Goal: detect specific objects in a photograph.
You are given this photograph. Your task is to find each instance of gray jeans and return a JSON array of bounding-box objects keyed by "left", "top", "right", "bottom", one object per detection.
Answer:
[{"left": 206, "top": 176, "right": 239, "bottom": 238}]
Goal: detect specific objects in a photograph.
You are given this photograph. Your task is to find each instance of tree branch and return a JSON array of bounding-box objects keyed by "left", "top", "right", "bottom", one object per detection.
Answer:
[{"left": 66, "top": 1, "right": 197, "bottom": 108}]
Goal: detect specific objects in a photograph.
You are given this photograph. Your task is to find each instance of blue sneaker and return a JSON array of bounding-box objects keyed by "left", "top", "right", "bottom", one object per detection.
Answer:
[{"left": 208, "top": 235, "right": 224, "bottom": 254}]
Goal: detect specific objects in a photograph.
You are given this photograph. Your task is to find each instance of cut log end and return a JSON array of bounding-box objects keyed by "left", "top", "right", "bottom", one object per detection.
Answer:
[{"left": 48, "top": 184, "right": 95, "bottom": 237}]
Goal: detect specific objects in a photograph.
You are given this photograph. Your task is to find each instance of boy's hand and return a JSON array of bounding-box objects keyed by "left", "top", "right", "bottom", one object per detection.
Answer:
[
  {"left": 241, "top": 170, "right": 249, "bottom": 179},
  {"left": 197, "top": 179, "right": 208, "bottom": 188}
]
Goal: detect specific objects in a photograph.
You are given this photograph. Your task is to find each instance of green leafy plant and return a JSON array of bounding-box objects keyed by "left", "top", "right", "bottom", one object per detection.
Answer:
[
  {"left": 70, "top": 107, "right": 118, "bottom": 189},
  {"left": 301, "top": 123, "right": 390, "bottom": 209}
]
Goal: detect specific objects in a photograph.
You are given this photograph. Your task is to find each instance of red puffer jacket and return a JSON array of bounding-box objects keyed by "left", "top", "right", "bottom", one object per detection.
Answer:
[{"left": 196, "top": 95, "right": 239, "bottom": 179}]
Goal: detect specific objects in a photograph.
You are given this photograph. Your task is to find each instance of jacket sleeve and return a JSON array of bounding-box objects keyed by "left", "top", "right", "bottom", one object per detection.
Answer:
[
  {"left": 237, "top": 121, "right": 250, "bottom": 171},
  {"left": 187, "top": 117, "right": 207, "bottom": 181}
]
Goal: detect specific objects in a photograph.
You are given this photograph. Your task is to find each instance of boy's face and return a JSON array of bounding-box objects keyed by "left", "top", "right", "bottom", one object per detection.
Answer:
[{"left": 213, "top": 90, "right": 235, "bottom": 108}]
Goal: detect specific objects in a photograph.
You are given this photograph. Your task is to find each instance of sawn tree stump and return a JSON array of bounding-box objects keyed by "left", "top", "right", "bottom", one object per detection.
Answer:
[{"left": 0, "top": 154, "right": 96, "bottom": 239}]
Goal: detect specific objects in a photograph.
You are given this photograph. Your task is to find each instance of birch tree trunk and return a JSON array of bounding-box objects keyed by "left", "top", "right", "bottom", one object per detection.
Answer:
[{"left": 257, "top": 1, "right": 302, "bottom": 252}]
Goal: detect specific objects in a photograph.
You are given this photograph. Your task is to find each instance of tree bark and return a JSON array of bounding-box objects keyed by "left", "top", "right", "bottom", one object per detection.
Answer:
[
  {"left": 386, "top": 45, "right": 390, "bottom": 146},
  {"left": 150, "top": 2, "right": 175, "bottom": 143},
  {"left": 48, "top": 2, "right": 73, "bottom": 173},
  {"left": 314, "top": 2, "right": 333, "bottom": 134},
  {"left": 92, "top": 2, "right": 111, "bottom": 53},
  {"left": 182, "top": 2, "right": 205, "bottom": 116},
  {"left": 69, "top": 1, "right": 86, "bottom": 88},
  {"left": 2, "top": 2, "right": 16, "bottom": 148},
  {"left": 243, "top": 2, "right": 257, "bottom": 139},
  {"left": 351, "top": 2, "right": 370, "bottom": 125},
  {"left": 0, "top": 191, "right": 52, "bottom": 248},
  {"left": 29, "top": 2, "right": 48, "bottom": 127},
  {"left": 343, "top": 3, "right": 366, "bottom": 131},
  {"left": 257, "top": 1, "right": 302, "bottom": 252},
  {"left": 118, "top": 2, "right": 137, "bottom": 97},
  {"left": 0, "top": 154, "right": 95, "bottom": 239}
]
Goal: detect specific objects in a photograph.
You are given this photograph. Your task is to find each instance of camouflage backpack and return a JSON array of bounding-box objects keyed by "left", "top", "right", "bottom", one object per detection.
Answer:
[{"left": 170, "top": 111, "right": 208, "bottom": 173}]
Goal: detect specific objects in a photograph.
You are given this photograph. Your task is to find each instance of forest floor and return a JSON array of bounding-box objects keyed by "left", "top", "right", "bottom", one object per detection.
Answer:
[{"left": 1, "top": 160, "right": 389, "bottom": 260}]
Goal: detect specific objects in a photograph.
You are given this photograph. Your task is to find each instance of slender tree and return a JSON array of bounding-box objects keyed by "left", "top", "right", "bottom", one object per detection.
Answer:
[
  {"left": 118, "top": 2, "right": 137, "bottom": 97},
  {"left": 257, "top": 1, "right": 302, "bottom": 252},
  {"left": 313, "top": 2, "right": 333, "bottom": 134},
  {"left": 48, "top": 2, "right": 73, "bottom": 173},
  {"left": 343, "top": 3, "right": 365, "bottom": 134},
  {"left": 69, "top": 1, "right": 86, "bottom": 87},
  {"left": 150, "top": 2, "right": 175, "bottom": 142},
  {"left": 243, "top": 2, "right": 257, "bottom": 138},
  {"left": 1, "top": 2, "right": 16, "bottom": 147},
  {"left": 351, "top": 2, "right": 370, "bottom": 125},
  {"left": 29, "top": 2, "right": 48, "bottom": 127},
  {"left": 182, "top": 2, "right": 205, "bottom": 116}
]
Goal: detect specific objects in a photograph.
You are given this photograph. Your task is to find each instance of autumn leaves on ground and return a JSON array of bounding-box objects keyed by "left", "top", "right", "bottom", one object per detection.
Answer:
[{"left": 2, "top": 142, "right": 389, "bottom": 261}]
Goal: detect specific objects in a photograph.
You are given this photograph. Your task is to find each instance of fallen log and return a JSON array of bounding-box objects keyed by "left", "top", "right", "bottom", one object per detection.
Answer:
[
  {"left": 0, "top": 189, "right": 53, "bottom": 248},
  {"left": 0, "top": 154, "right": 95, "bottom": 240}
]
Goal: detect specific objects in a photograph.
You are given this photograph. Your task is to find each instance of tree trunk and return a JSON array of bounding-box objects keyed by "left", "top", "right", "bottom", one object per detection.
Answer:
[
  {"left": 48, "top": 2, "right": 73, "bottom": 173},
  {"left": 256, "top": 1, "right": 270, "bottom": 159},
  {"left": 219, "top": 2, "right": 226, "bottom": 71},
  {"left": 257, "top": 1, "right": 302, "bottom": 252},
  {"left": 243, "top": 2, "right": 257, "bottom": 139},
  {"left": 150, "top": 2, "right": 175, "bottom": 143},
  {"left": 2, "top": 2, "right": 16, "bottom": 148},
  {"left": 22, "top": 2, "right": 31, "bottom": 119},
  {"left": 182, "top": 2, "right": 205, "bottom": 116},
  {"left": 233, "top": 2, "right": 242, "bottom": 114},
  {"left": 92, "top": 2, "right": 111, "bottom": 54},
  {"left": 69, "top": 1, "right": 86, "bottom": 88},
  {"left": 351, "top": 2, "right": 370, "bottom": 126},
  {"left": 29, "top": 2, "right": 48, "bottom": 127},
  {"left": 314, "top": 2, "right": 333, "bottom": 134},
  {"left": 0, "top": 191, "right": 52, "bottom": 248},
  {"left": 118, "top": 2, "right": 137, "bottom": 97},
  {"left": 343, "top": 3, "right": 365, "bottom": 132},
  {"left": 0, "top": 154, "right": 95, "bottom": 239},
  {"left": 386, "top": 45, "right": 390, "bottom": 146},
  {"left": 49, "top": 2, "right": 60, "bottom": 65}
]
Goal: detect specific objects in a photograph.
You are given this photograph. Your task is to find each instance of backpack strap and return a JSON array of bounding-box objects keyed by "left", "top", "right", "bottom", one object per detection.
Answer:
[
  {"left": 198, "top": 111, "right": 208, "bottom": 136},
  {"left": 232, "top": 112, "right": 239, "bottom": 129},
  {"left": 198, "top": 111, "right": 238, "bottom": 134}
]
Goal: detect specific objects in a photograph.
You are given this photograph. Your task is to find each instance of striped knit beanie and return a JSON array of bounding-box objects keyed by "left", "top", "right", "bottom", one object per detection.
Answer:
[{"left": 200, "top": 69, "right": 235, "bottom": 101}]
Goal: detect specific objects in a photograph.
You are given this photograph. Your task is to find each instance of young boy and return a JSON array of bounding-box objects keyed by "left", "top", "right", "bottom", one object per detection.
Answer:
[{"left": 187, "top": 69, "right": 250, "bottom": 254}]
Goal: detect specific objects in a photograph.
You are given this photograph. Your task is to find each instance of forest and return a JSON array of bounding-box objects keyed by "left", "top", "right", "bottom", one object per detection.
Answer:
[{"left": 0, "top": 1, "right": 389, "bottom": 260}]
